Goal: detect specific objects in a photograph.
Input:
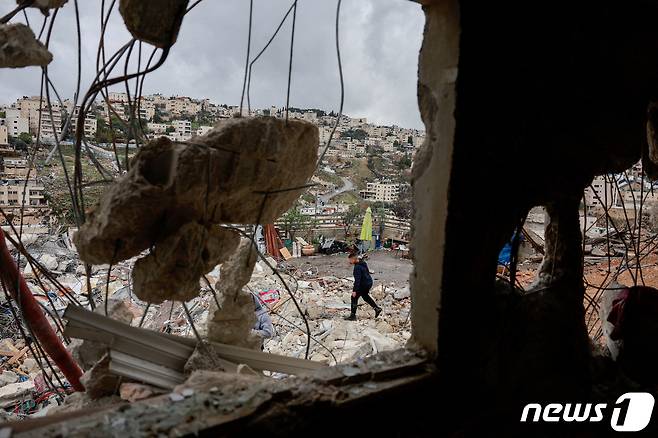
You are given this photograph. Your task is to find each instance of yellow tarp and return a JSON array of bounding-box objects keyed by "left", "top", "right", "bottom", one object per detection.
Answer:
[{"left": 359, "top": 207, "right": 373, "bottom": 244}]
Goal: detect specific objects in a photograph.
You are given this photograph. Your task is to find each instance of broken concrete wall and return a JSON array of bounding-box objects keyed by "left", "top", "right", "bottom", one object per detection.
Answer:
[{"left": 416, "top": 0, "right": 658, "bottom": 434}]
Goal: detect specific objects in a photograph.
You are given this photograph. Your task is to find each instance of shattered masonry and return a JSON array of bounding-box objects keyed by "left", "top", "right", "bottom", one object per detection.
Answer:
[{"left": 74, "top": 116, "right": 318, "bottom": 304}]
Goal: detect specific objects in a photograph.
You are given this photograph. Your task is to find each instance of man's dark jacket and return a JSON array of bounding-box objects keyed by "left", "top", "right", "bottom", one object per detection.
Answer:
[{"left": 353, "top": 261, "right": 373, "bottom": 294}]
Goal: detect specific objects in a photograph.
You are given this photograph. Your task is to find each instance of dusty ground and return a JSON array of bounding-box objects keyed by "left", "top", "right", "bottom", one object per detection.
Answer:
[{"left": 286, "top": 250, "right": 413, "bottom": 287}]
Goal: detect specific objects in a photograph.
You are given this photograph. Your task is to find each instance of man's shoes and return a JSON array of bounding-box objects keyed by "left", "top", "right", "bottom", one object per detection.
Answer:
[
  {"left": 344, "top": 314, "right": 357, "bottom": 321},
  {"left": 374, "top": 307, "right": 382, "bottom": 318}
]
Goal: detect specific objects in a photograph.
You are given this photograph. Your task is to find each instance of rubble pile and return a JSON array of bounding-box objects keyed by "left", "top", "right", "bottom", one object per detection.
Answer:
[
  {"left": 0, "top": 337, "right": 66, "bottom": 421},
  {"left": 1, "top": 227, "right": 412, "bottom": 418},
  {"left": 250, "top": 270, "right": 412, "bottom": 365}
]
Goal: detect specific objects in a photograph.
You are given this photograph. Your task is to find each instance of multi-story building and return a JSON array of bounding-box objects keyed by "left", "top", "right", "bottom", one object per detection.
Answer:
[
  {"left": 107, "top": 92, "right": 129, "bottom": 103},
  {"left": 0, "top": 158, "right": 34, "bottom": 179},
  {"left": 70, "top": 106, "right": 98, "bottom": 139},
  {"left": 173, "top": 119, "right": 192, "bottom": 140},
  {"left": 166, "top": 97, "right": 200, "bottom": 116},
  {"left": 584, "top": 175, "right": 616, "bottom": 208},
  {"left": 39, "top": 107, "right": 62, "bottom": 141},
  {"left": 13, "top": 96, "right": 47, "bottom": 134},
  {"left": 0, "top": 126, "right": 7, "bottom": 146},
  {"left": 0, "top": 179, "right": 46, "bottom": 207},
  {"left": 360, "top": 181, "right": 401, "bottom": 203},
  {"left": 148, "top": 122, "right": 169, "bottom": 134},
  {"left": 4, "top": 109, "right": 29, "bottom": 138}
]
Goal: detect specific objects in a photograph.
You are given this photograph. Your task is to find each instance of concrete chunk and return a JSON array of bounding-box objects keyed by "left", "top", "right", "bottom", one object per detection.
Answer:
[
  {"left": 131, "top": 224, "right": 239, "bottom": 304},
  {"left": 119, "top": 0, "right": 189, "bottom": 48},
  {"left": 0, "top": 23, "right": 52, "bottom": 68}
]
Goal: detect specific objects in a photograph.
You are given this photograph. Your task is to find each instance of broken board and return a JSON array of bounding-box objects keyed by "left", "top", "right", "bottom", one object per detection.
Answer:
[{"left": 279, "top": 247, "right": 293, "bottom": 260}]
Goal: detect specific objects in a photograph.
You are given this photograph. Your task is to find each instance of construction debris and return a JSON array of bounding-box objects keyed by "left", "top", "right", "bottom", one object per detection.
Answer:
[
  {"left": 206, "top": 239, "right": 259, "bottom": 349},
  {"left": 0, "top": 23, "right": 53, "bottom": 68},
  {"left": 119, "top": 0, "right": 189, "bottom": 48},
  {"left": 131, "top": 224, "right": 239, "bottom": 303}
]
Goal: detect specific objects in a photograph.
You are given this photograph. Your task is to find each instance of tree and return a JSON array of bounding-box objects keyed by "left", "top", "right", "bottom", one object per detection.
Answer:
[
  {"left": 165, "top": 126, "right": 175, "bottom": 133},
  {"left": 391, "top": 183, "right": 412, "bottom": 220},
  {"left": 407, "top": 135, "right": 414, "bottom": 145},
  {"left": 340, "top": 128, "right": 368, "bottom": 141},
  {"left": 281, "top": 207, "right": 308, "bottom": 241},
  {"left": 395, "top": 153, "right": 413, "bottom": 171},
  {"left": 340, "top": 204, "right": 360, "bottom": 238},
  {"left": 18, "top": 132, "right": 32, "bottom": 145}
]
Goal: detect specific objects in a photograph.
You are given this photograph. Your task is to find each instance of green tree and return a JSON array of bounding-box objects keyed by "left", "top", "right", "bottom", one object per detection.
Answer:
[
  {"left": 166, "top": 126, "right": 175, "bottom": 133},
  {"left": 340, "top": 128, "right": 368, "bottom": 141},
  {"left": 281, "top": 207, "right": 308, "bottom": 241},
  {"left": 18, "top": 132, "right": 32, "bottom": 144},
  {"left": 395, "top": 153, "right": 412, "bottom": 171},
  {"left": 340, "top": 204, "right": 360, "bottom": 238}
]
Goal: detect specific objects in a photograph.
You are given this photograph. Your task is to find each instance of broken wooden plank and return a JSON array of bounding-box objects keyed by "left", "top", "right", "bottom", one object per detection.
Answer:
[
  {"left": 7, "top": 347, "right": 28, "bottom": 365},
  {"left": 279, "top": 247, "right": 293, "bottom": 260}
]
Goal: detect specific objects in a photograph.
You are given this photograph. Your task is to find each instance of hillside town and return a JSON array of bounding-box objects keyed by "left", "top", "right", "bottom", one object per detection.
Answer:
[{"left": 0, "top": 93, "right": 421, "bottom": 244}]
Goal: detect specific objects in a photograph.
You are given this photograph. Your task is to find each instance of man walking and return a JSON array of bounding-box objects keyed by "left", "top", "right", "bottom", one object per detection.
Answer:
[{"left": 345, "top": 251, "right": 382, "bottom": 321}]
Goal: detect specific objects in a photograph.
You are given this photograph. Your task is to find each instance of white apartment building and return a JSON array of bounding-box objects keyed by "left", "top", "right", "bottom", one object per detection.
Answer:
[
  {"left": 100, "top": 99, "right": 126, "bottom": 121},
  {"left": 584, "top": 176, "right": 615, "bottom": 208},
  {"left": 138, "top": 105, "right": 155, "bottom": 121},
  {"left": 13, "top": 96, "right": 47, "bottom": 133},
  {"left": 173, "top": 119, "right": 192, "bottom": 140},
  {"left": 195, "top": 126, "right": 213, "bottom": 136},
  {"left": 39, "top": 107, "right": 63, "bottom": 141},
  {"left": 70, "top": 106, "right": 98, "bottom": 138},
  {"left": 4, "top": 109, "right": 29, "bottom": 137},
  {"left": 1, "top": 158, "right": 33, "bottom": 179},
  {"left": 148, "top": 122, "right": 169, "bottom": 134},
  {"left": 360, "top": 181, "right": 401, "bottom": 203}
]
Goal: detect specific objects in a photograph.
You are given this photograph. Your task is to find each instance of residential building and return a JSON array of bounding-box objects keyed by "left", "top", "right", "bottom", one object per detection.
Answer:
[
  {"left": 70, "top": 106, "right": 98, "bottom": 138},
  {"left": 0, "top": 126, "right": 7, "bottom": 146},
  {"left": 584, "top": 175, "right": 615, "bottom": 208},
  {"left": 108, "top": 92, "right": 129, "bottom": 103},
  {"left": 360, "top": 181, "right": 401, "bottom": 203},
  {"left": 148, "top": 122, "right": 169, "bottom": 134},
  {"left": 39, "top": 107, "right": 62, "bottom": 141},
  {"left": 0, "top": 179, "right": 46, "bottom": 207},
  {"left": 4, "top": 109, "right": 29, "bottom": 137},
  {"left": 166, "top": 97, "right": 200, "bottom": 116},
  {"left": 173, "top": 119, "right": 192, "bottom": 140},
  {"left": 0, "top": 158, "right": 34, "bottom": 179},
  {"left": 13, "top": 96, "right": 45, "bottom": 133}
]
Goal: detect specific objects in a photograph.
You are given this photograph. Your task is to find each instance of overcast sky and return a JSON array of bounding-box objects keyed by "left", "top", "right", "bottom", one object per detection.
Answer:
[{"left": 0, "top": 0, "right": 424, "bottom": 129}]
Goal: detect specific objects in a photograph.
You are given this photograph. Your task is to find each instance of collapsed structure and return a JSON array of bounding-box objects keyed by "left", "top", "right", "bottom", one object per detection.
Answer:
[{"left": 5, "top": 0, "right": 658, "bottom": 436}]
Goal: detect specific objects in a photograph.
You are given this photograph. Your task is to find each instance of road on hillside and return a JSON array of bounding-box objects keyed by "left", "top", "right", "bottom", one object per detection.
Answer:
[{"left": 318, "top": 176, "right": 354, "bottom": 204}]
